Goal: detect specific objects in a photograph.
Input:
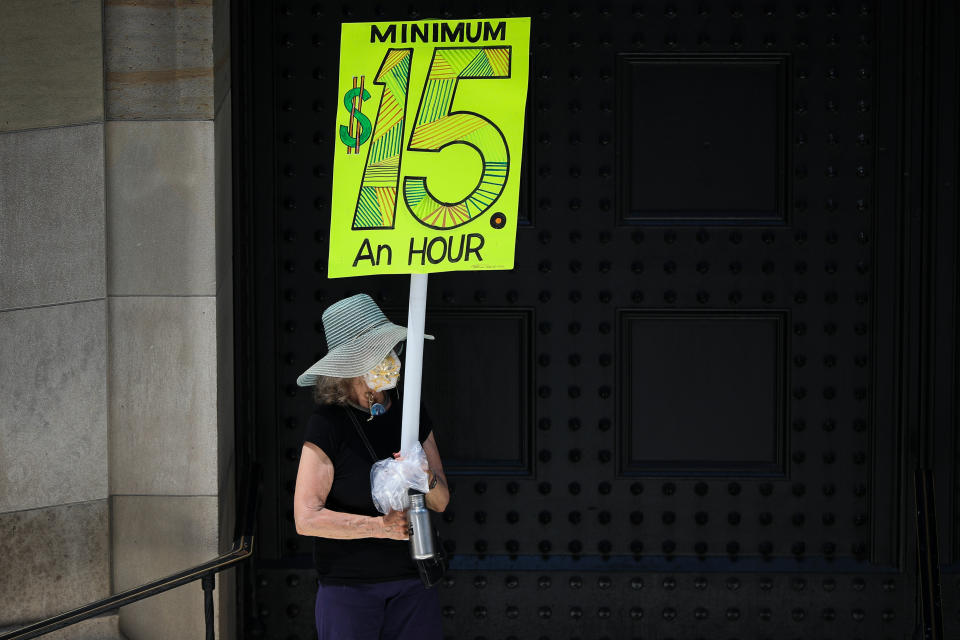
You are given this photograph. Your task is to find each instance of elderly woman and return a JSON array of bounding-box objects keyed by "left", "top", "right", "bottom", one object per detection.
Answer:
[{"left": 293, "top": 293, "right": 449, "bottom": 640}]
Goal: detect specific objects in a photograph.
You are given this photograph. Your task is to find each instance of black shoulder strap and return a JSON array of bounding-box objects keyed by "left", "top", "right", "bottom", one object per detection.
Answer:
[{"left": 343, "top": 407, "right": 378, "bottom": 462}]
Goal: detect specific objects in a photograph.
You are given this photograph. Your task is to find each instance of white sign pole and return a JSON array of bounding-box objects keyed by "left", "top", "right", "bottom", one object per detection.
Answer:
[{"left": 400, "top": 273, "right": 428, "bottom": 454}]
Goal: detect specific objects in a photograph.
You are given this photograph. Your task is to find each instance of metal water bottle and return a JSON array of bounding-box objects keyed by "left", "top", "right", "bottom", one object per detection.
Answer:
[{"left": 407, "top": 490, "right": 435, "bottom": 560}]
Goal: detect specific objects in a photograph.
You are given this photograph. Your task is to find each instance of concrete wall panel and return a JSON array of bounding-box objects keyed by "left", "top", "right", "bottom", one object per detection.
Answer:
[
  {"left": 214, "top": 94, "right": 234, "bottom": 539},
  {"left": 109, "top": 296, "right": 217, "bottom": 495},
  {"left": 105, "top": 0, "right": 214, "bottom": 120},
  {"left": 0, "top": 500, "right": 109, "bottom": 626},
  {"left": 0, "top": 125, "right": 106, "bottom": 310},
  {"left": 214, "top": 95, "right": 232, "bottom": 294},
  {"left": 112, "top": 495, "right": 219, "bottom": 640},
  {"left": 0, "top": 0, "right": 104, "bottom": 132},
  {"left": 0, "top": 300, "right": 107, "bottom": 513},
  {"left": 106, "top": 121, "right": 215, "bottom": 296},
  {"left": 216, "top": 278, "right": 235, "bottom": 551},
  {"left": 213, "top": 0, "right": 231, "bottom": 113}
]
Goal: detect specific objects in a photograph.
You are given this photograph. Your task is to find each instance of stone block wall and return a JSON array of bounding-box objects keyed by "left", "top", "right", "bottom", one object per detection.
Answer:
[
  {"left": 0, "top": 0, "right": 233, "bottom": 637},
  {"left": 0, "top": 0, "right": 110, "bottom": 627},
  {"left": 103, "top": 0, "right": 234, "bottom": 638}
]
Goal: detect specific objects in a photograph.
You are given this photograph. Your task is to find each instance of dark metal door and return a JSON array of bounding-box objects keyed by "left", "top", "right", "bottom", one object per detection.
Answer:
[{"left": 232, "top": 1, "right": 960, "bottom": 638}]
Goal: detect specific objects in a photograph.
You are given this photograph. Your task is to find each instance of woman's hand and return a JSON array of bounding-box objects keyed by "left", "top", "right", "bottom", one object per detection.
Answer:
[
  {"left": 392, "top": 450, "right": 433, "bottom": 489},
  {"left": 380, "top": 509, "right": 409, "bottom": 540},
  {"left": 393, "top": 450, "right": 428, "bottom": 470}
]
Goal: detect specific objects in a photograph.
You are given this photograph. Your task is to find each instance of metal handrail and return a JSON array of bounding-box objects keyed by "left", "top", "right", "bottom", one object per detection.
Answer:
[{"left": 0, "top": 467, "right": 260, "bottom": 640}]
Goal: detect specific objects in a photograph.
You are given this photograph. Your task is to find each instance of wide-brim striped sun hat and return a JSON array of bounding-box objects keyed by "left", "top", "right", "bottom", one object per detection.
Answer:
[{"left": 296, "top": 293, "right": 433, "bottom": 386}]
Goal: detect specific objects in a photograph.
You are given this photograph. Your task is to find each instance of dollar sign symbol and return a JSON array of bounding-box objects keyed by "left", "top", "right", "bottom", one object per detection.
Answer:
[{"left": 339, "top": 86, "right": 372, "bottom": 150}]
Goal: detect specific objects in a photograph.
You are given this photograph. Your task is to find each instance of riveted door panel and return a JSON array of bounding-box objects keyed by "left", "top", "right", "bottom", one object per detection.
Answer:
[{"left": 233, "top": 1, "right": 960, "bottom": 638}]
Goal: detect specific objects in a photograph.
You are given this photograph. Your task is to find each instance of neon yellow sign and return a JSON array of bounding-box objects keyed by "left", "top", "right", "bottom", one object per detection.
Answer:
[{"left": 328, "top": 18, "right": 530, "bottom": 278}]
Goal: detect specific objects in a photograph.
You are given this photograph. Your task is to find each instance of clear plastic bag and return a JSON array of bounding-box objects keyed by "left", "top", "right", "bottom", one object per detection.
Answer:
[{"left": 369, "top": 441, "right": 430, "bottom": 514}]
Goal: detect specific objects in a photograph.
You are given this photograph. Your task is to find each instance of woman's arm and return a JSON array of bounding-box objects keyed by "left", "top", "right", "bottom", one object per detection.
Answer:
[
  {"left": 422, "top": 431, "right": 450, "bottom": 512},
  {"left": 294, "top": 442, "right": 408, "bottom": 540}
]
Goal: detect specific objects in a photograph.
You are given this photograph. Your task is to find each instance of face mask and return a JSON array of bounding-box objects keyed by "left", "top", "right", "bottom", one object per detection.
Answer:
[{"left": 363, "top": 350, "right": 401, "bottom": 391}]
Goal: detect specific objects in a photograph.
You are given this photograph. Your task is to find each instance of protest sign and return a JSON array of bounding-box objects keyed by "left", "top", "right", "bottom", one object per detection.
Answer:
[{"left": 328, "top": 18, "right": 531, "bottom": 278}]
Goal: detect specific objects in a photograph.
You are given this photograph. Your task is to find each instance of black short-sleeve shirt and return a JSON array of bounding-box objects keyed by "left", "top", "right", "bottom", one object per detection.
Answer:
[{"left": 302, "top": 394, "right": 433, "bottom": 583}]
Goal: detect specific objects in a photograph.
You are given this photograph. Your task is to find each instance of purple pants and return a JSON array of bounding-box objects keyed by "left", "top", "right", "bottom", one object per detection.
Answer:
[{"left": 314, "top": 577, "right": 442, "bottom": 640}]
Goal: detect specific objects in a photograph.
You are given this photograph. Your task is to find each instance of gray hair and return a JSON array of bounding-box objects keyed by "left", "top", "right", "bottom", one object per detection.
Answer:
[{"left": 312, "top": 375, "right": 355, "bottom": 406}]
